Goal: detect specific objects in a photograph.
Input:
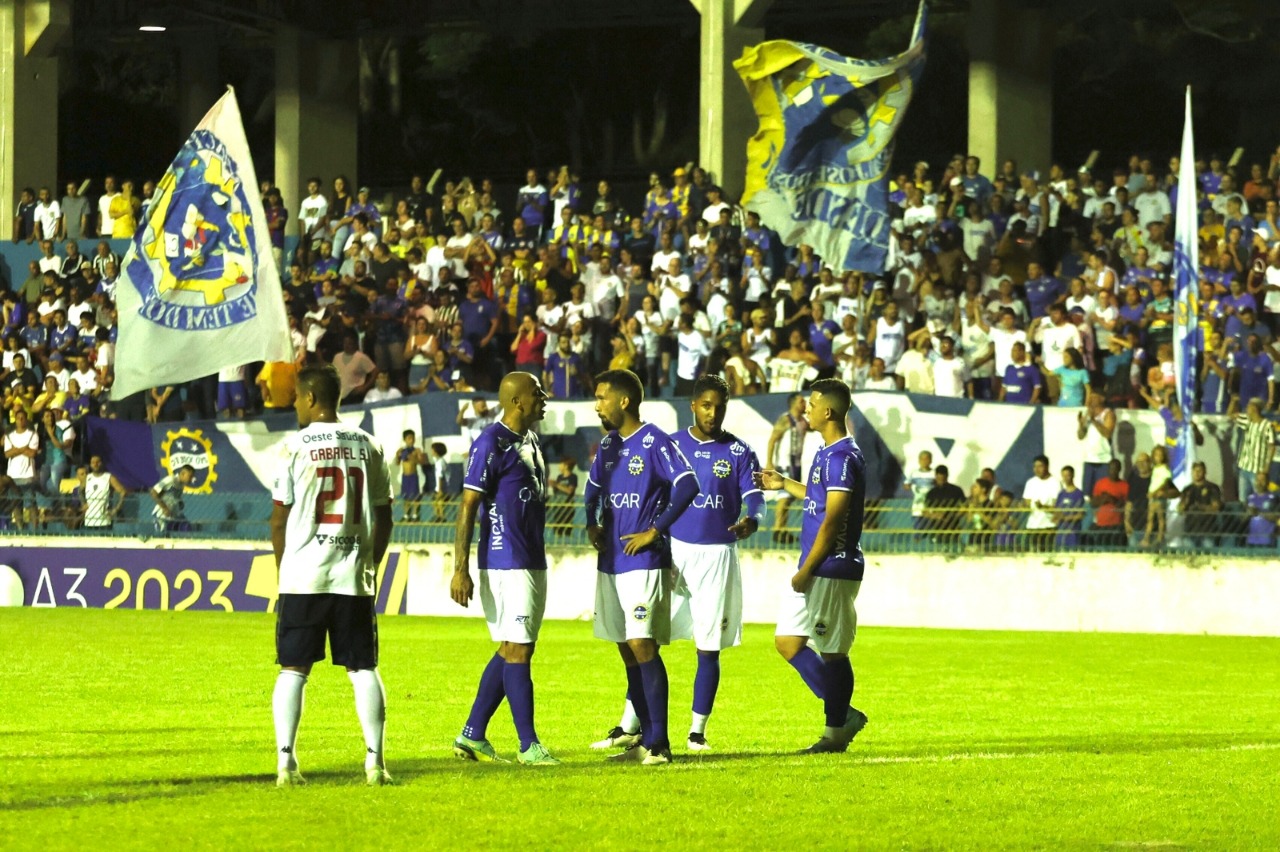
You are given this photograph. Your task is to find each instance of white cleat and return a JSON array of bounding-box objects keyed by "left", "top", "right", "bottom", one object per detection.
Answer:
[
  {"left": 686, "top": 733, "right": 711, "bottom": 752},
  {"left": 606, "top": 743, "right": 649, "bottom": 762},
  {"left": 276, "top": 769, "right": 306, "bottom": 788},
  {"left": 365, "top": 767, "right": 393, "bottom": 787},
  {"left": 590, "top": 726, "right": 643, "bottom": 750}
]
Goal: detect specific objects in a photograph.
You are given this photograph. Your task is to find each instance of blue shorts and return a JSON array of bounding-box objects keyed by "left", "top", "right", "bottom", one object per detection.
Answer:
[
  {"left": 401, "top": 474, "right": 421, "bottom": 499},
  {"left": 217, "top": 381, "right": 247, "bottom": 412}
]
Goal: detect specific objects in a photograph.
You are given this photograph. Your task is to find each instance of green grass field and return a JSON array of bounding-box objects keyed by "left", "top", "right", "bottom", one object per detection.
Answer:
[{"left": 1, "top": 609, "right": 1278, "bottom": 850}]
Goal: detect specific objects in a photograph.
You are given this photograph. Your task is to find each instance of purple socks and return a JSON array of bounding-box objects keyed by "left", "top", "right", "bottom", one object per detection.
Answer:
[
  {"left": 692, "top": 651, "right": 720, "bottom": 716},
  {"left": 638, "top": 656, "right": 670, "bottom": 751},
  {"left": 787, "top": 646, "right": 827, "bottom": 699},
  {"left": 625, "top": 664, "right": 652, "bottom": 739},
  {"left": 503, "top": 662, "right": 537, "bottom": 751},
  {"left": 462, "top": 652, "right": 506, "bottom": 740}
]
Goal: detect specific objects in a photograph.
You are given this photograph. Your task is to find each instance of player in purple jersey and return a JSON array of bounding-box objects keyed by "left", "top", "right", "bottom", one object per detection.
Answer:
[
  {"left": 450, "top": 372, "right": 559, "bottom": 765},
  {"left": 585, "top": 368, "right": 700, "bottom": 765},
  {"left": 591, "top": 375, "right": 764, "bottom": 752},
  {"left": 757, "top": 378, "right": 870, "bottom": 754}
]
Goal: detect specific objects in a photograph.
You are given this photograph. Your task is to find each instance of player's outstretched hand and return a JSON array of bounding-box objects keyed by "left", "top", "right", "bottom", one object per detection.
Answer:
[
  {"left": 587, "top": 525, "right": 606, "bottom": 552},
  {"left": 450, "top": 570, "right": 474, "bottom": 607},
  {"left": 620, "top": 526, "right": 660, "bottom": 556},
  {"left": 755, "top": 469, "right": 785, "bottom": 491},
  {"left": 727, "top": 517, "right": 759, "bottom": 540}
]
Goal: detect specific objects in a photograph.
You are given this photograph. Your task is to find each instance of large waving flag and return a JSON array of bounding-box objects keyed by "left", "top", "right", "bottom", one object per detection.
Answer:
[
  {"left": 733, "top": 2, "right": 926, "bottom": 273},
  {"left": 1171, "top": 86, "right": 1199, "bottom": 488},
  {"left": 112, "top": 87, "right": 292, "bottom": 399}
]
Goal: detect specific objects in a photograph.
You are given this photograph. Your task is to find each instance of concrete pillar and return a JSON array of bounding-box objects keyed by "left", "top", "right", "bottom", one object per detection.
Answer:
[
  {"left": 179, "top": 36, "right": 221, "bottom": 133},
  {"left": 967, "top": 0, "right": 1053, "bottom": 179},
  {"left": 0, "top": 0, "right": 67, "bottom": 239},
  {"left": 275, "top": 25, "right": 358, "bottom": 219},
  {"left": 694, "top": 0, "right": 771, "bottom": 201}
]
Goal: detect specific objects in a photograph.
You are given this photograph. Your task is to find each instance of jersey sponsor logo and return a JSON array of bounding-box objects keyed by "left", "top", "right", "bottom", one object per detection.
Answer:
[
  {"left": 804, "top": 497, "right": 819, "bottom": 515},
  {"left": 633, "top": 604, "right": 649, "bottom": 621},
  {"left": 515, "top": 614, "right": 530, "bottom": 624},
  {"left": 811, "top": 466, "right": 821, "bottom": 484},
  {"left": 628, "top": 455, "right": 644, "bottom": 475},
  {"left": 694, "top": 450, "right": 712, "bottom": 459},
  {"left": 730, "top": 442, "right": 746, "bottom": 456},
  {"left": 712, "top": 459, "right": 732, "bottom": 479},
  {"left": 160, "top": 427, "right": 217, "bottom": 493},
  {"left": 601, "top": 435, "right": 612, "bottom": 448},
  {"left": 814, "top": 621, "right": 828, "bottom": 636},
  {"left": 693, "top": 493, "right": 724, "bottom": 509},
  {"left": 642, "top": 433, "right": 655, "bottom": 448},
  {"left": 609, "top": 492, "right": 640, "bottom": 508},
  {"left": 488, "top": 504, "right": 506, "bottom": 550}
]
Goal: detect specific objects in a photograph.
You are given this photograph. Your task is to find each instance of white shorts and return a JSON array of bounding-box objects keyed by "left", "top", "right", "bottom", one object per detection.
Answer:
[
  {"left": 669, "top": 539, "right": 743, "bottom": 651},
  {"left": 479, "top": 569, "right": 547, "bottom": 644},
  {"left": 775, "top": 576, "right": 861, "bottom": 655},
  {"left": 593, "top": 569, "right": 670, "bottom": 644}
]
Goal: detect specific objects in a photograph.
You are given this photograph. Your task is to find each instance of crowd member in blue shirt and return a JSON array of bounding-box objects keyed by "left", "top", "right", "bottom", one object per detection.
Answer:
[
  {"left": 1023, "top": 261, "right": 1065, "bottom": 320},
  {"left": 1000, "top": 342, "right": 1043, "bottom": 404},
  {"left": 544, "top": 336, "right": 586, "bottom": 399},
  {"left": 1234, "top": 334, "right": 1274, "bottom": 409}
]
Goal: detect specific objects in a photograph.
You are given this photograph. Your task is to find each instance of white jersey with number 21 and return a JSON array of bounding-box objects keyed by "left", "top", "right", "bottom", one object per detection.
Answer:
[{"left": 272, "top": 422, "right": 392, "bottom": 597}]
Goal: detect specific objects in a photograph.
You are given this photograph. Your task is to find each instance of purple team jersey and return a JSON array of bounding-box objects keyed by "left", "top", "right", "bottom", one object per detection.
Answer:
[
  {"left": 799, "top": 436, "right": 866, "bottom": 581},
  {"left": 669, "top": 429, "right": 762, "bottom": 546},
  {"left": 587, "top": 422, "right": 697, "bottom": 574},
  {"left": 462, "top": 421, "right": 548, "bottom": 571}
]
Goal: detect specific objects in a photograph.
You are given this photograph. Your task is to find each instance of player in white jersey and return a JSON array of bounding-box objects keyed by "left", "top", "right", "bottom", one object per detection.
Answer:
[
  {"left": 82, "top": 454, "right": 128, "bottom": 530},
  {"left": 450, "top": 371, "right": 559, "bottom": 765},
  {"left": 592, "top": 374, "right": 764, "bottom": 752},
  {"left": 269, "top": 366, "right": 394, "bottom": 787}
]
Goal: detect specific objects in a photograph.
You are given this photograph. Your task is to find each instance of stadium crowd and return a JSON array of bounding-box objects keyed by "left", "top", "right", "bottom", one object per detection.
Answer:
[{"left": 4, "top": 150, "right": 1280, "bottom": 541}]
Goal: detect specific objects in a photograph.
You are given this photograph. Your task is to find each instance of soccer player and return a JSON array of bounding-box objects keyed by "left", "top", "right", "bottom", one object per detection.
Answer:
[
  {"left": 585, "top": 369, "right": 700, "bottom": 765},
  {"left": 756, "top": 378, "right": 869, "bottom": 754},
  {"left": 269, "top": 365, "right": 394, "bottom": 787},
  {"left": 450, "top": 371, "right": 559, "bottom": 765},
  {"left": 766, "top": 392, "right": 809, "bottom": 543},
  {"left": 395, "top": 430, "right": 426, "bottom": 522}
]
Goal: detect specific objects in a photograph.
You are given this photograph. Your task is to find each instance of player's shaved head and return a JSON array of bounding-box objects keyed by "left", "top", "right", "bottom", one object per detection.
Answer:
[
  {"left": 499, "top": 371, "right": 548, "bottom": 432},
  {"left": 500, "top": 371, "right": 536, "bottom": 404},
  {"left": 810, "top": 378, "right": 851, "bottom": 419}
]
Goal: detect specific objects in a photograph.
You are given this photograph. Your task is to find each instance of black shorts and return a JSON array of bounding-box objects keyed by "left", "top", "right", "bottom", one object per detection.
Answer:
[{"left": 276, "top": 593, "right": 379, "bottom": 670}]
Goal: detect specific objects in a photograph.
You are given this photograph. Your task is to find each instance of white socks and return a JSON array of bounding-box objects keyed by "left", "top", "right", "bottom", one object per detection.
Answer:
[
  {"left": 349, "top": 668, "right": 387, "bottom": 770},
  {"left": 691, "top": 712, "right": 710, "bottom": 736},
  {"left": 273, "top": 670, "right": 307, "bottom": 771},
  {"left": 620, "top": 699, "right": 641, "bottom": 735}
]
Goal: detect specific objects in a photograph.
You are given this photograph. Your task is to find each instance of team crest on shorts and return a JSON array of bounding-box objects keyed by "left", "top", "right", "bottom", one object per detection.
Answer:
[
  {"left": 127, "top": 130, "right": 260, "bottom": 331},
  {"left": 721, "top": 616, "right": 729, "bottom": 631},
  {"left": 814, "top": 622, "right": 828, "bottom": 636},
  {"left": 633, "top": 605, "right": 649, "bottom": 621},
  {"left": 713, "top": 459, "right": 732, "bottom": 479},
  {"left": 628, "top": 455, "right": 645, "bottom": 475},
  {"left": 642, "top": 433, "right": 655, "bottom": 448}
]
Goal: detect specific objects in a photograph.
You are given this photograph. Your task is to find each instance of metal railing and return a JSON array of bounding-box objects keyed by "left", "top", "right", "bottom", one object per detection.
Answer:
[{"left": 2, "top": 494, "right": 1273, "bottom": 554}]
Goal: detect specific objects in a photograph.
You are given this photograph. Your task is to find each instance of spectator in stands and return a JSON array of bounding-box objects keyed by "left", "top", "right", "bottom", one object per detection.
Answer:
[
  {"left": 457, "top": 397, "right": 496, "bottom": 443},
  {"left": 903, "top": 450, "right": 934, "bottom": 531},
  {"left": 1178, "top": 461, "right": 1223, "bottom": 548},
  {"left": 1078, "top": 392, "right": 1117, "bottom": 495},
  {"left": 1234, "top": 398, "right": 1275, "bottom": 500},
  {"left": 1022, "top": 454, "right": 1059, "bottom": 552},
  {"left": 1089, "top": 458, "right": 1129, "bottom": 548},
  {"left": 150, "top": 464, "right": 195, "bottom": 535},
  {"left": 1141, "top": 445, "right": 1178, "bottom": 548},
  {"left": 1054, "top": 465, "right": 1085, "bottom": 548},
  {"left": 333, "top": 333, "right": 378, "bottom": 404},
  {"left": 1000, "top": 342, "right": 1042, "bottom": 404},
  {"left": 1245, "top": 471, "right": 1278, "bottom": 548},
  {"left": 545, "top": 334, "right": 586, "bottom": 399},
  {"left": 924, "top": 464, "right": 966, "bottom": 543}
]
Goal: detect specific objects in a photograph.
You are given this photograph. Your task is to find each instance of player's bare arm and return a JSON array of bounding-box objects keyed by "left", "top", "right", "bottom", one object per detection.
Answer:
[
  {"left": 270, "top": 502, "right": 292, "bottom": 569},
  {"left": 755, "top": 468, "right": 806, "bottom": 500},
  {"left": 451, "top": 489, "right": 483, "bottom": 606},
  {"left": 792, "top": 489, "right": 853, "bottom": 592}
]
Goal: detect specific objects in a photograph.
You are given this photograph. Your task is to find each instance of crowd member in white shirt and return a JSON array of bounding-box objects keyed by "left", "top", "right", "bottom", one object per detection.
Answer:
[
  {"left": 673, "top": 314, "right": 710, "bottom": 396},
  {"left": 960, "top": 301, "right": 995, "bottom": 399},
  {"left": 3, "top": 409, "right": 40, "bottom": 526},
  {"left": 863, "top": 356, "right": 898, "bottom": 391},
  {"left": 870, "top": 300, "right": 906, "bottom": 374},
  {"left": 1021, "top": 455, "right": 1061, "bottom": 552},
  {"left": 1032, "top": 304, "right": 1083, "bottom": 401},
  {"left": 363, "top": 371, "right": 403, "bottom": 403},
  {"left": 931, "top": 336, "right": 967, "bottom": 398},
  {"left": 34, "top": 187, "right": 63, "bottom": 241},
  {"left": 298, "top": 177, "right": 329, "bottom": 250},
  {"left": 978, "top": 307, "right": 1028, "bottom": 398}
]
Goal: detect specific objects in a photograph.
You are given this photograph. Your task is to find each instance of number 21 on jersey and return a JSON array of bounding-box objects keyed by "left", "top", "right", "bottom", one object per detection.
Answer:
[{"left": 316, "top": 465, "right": 365, "bottom": 525}]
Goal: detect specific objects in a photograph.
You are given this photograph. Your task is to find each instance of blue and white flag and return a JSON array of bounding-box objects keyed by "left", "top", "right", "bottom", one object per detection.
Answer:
[
  {"left": 1171, "top": 86, "right": 1199, "bottom": 487},
  {"left": 112, "top": 87, "right": 292, "bottom": 399},
  {"left": 733, "top": 1, "right": 926, "bottom": 273}
]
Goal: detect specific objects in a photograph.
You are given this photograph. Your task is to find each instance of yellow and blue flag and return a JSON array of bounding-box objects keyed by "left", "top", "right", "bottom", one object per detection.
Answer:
[
  {"left": 113, "top": 87, "right": 292, "bottom": 399},
  {"left": 734, "top": 2, "right": 926, "bottom": 273},
  {"left": 1171, "top": 86, "right": 1199, "bottom": 487}
]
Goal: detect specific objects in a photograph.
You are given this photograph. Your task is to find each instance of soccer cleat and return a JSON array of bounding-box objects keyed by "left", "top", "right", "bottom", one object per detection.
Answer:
[
  {"left": 517, "top": 742, "right": 562, "bottom": 766},
  {"left": 801, "top": 737, "right": 847, "bottom": 755},
  {"left": 686, "top": 733, "right": 711, "bottom": 751},
  {"left": 606, "top": 743, "right": 649, "bottom": 762},
  {"left": 641, "top": 747, "right": 673, "bottom": 765},
  {"left": 836, "top": 708, "right": 869, "bottom": 746},
  {"left": 590, "top": 726, "right": 643, "bottom": 750},
  {"left": 365, "top": 767, "right": 393, "bottom": 786},
  {"left": 275, "top": 769, "right": 306, "bottom": 787},
  {"left": 453, "top": 735, "right": 507, "bottom": 763}
]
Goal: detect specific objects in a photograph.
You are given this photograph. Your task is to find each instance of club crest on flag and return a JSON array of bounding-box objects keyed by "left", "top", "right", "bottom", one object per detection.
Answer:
[{"left": 129, "top": 130, "right": 258, "bottom": 330}]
